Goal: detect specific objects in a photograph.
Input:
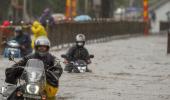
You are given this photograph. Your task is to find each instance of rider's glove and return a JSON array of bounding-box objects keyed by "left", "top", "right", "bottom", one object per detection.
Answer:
[
  {"left": 86, "top": 60, "right": 91, "bottom": 64},
  {"left": 64, "top": 59, "right": 69, "bottom": 64}
]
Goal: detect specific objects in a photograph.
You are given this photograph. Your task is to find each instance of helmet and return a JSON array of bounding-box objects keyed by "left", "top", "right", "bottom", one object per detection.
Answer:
[
  {"left": 75, "top": 34, "right": 86, "bottom": 47},
  {"left": 32, "top": 21, "right": 41, "bottom": 28},
  {"left": 15, "top": 26, "right": 22, "bottom": 32},
  {"left": 34, "top": 36, "right": 50, "bottom": 57},
  {"left": 76, "top": 34, "right": 85, "bottom": 42},
  {"left": 14, "top": 26, "right": 23, "bottom": 36}
]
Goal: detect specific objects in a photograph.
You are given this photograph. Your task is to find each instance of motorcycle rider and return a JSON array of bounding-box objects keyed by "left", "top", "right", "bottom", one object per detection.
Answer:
[
  {"left": 0, "top": 20, "right": 12, "bottom": 41},
  {"left": 31, "top": 21, "right": 47, "bottom": 49},
  {"left": 3, "top": 36, "right": 63, "bottom": 98},
  {"left": 39, "top": 8, "right": 55, "bottom": 27},
  {"left": 12, "top": 26, "right": 32, "bottom": 57},
  {"left": 0, "top": 20, "right": 12, "bottom": 53},
  {"left": 63, "top": 34, "right": 92, "bottom": 72}
]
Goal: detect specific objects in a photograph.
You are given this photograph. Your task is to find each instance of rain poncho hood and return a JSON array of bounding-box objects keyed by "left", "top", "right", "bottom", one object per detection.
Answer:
[{"left": 31, "top": 21, "right": 47, "bottom": 48}]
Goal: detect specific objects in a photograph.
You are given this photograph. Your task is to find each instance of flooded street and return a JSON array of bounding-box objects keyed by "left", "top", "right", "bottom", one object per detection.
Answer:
[{"left": 1, "top": 34, "right": 170, "bottom": 100}]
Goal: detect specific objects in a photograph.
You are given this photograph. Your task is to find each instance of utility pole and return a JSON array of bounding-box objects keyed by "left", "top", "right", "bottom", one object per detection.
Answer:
[
  {"left": 101, "top": 0, "right": 113, "bottom": 18},
  {"left": 143, "top": 0, "right": 149, "bottom": 36},
  {"left": 12, "top": 0, "right": 22, "bottom": 22},
  {"left": 16, "top": 0, "right": 19, "bottom": 22},
  {"left": 23, "top": 0, "right": 27, "bottom": 21},
  {"left": 85, "top": 0, "right": 88, "bottom": 14},
  {"left": 72, "top": 0, "right": 77, "bottom": 17},
  {"left": 66, "top": 0, "right": 71, "bottom": 18},
  {"left": 23, "top": 0, "right": 30, "bottom": 22},
  {"left": 29, "top": 0, "right": 33, "bottom": 20}
]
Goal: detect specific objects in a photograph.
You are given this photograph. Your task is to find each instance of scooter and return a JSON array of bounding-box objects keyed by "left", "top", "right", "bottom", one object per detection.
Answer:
[{"left": 3, "top": 40, "right": 21, "bottom": 58}]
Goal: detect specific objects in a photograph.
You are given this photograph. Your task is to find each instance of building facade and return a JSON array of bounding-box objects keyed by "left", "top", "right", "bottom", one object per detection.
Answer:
[{"left": 150, "top": 0, "right": 170, "bottom": 33}]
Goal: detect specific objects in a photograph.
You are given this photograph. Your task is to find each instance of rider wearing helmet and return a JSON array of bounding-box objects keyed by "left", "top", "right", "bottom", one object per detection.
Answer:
[
  {"left": 64, "top": 34, "right": 92, "bottom": 72},
  {"left": 12, "top": 26, "right": 32, "bottom": 57},
  {"left": 4, "top": 36, "right": 63, "bottom": 98}
]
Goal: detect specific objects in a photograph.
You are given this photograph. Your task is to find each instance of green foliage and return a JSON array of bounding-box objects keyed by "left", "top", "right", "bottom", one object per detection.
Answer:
[
  {"left": 0, "top": 0, "right": 10, "bottom": 22},
  {"left": 114, "top": 0, "right": 129, "bottom": 7},
  {"left": 32, "top": 0, "right": 66, "bottom": 17},
  {"left": 0, "top": 0, "right": 161, "bottom": 22},
  {"left": 47, "top": 0, "right": 66, "bottom": 13}
]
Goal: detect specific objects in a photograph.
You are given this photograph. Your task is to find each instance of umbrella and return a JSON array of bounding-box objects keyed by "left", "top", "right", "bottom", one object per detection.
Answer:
[
  {"left": 74, "top": 15, "right": 92, "bottom": 22},
  {"left": 126, "top": 7, "right": 141, "bottom": 13},
  {"left": 52, "top": 13, "right": 66, "bottom": 21}
]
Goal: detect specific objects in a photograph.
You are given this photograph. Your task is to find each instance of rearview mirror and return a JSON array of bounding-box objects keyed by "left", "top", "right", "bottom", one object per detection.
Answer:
[
  {"left": 61, "top": 54, "right": 67, "bottom": 58},
  {"left": 89, "top": 55, "right": 94, "bottom": 58}
]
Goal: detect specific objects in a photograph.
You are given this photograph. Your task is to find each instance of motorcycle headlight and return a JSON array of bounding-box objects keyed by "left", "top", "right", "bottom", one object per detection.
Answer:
[
  {"left": 26, "top": 84, "right": 40, "bottom": 94},
  {"left": 75, "top": 63, "right": 79, "bottom": 65},
  {"left": 78, "top": 66, "right": 86, "bottom": 72}
]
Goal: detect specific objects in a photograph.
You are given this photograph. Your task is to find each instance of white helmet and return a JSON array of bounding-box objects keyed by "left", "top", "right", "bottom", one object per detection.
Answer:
[
  {"left": 76, "top": 34, "right": 85, "bottom": 42},
  {"left": 34, "top": 36, "right": 51, "bottom": 56},
  {"left": 14, "top": 26, "right": 23, "bottom": 37},
  {"left": 15, "top": 26, "right": 22, "bottom": 32},
  {"left": 75, "top": 34, "right": 86, "bottom": 47}
]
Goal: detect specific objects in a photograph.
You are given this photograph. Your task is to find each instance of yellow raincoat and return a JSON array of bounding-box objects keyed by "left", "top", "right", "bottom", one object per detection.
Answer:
[
  {"left": 45, "top": 82, "right": 59, "bottom": 98},
  {"left": 31, "top": 21, "right": 47, "bottom": 48}
]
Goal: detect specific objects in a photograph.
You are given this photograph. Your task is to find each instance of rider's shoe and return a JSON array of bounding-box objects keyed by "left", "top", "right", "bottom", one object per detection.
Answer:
[{"left": 86, "top": 68, "right": 92, "bottom": 73}]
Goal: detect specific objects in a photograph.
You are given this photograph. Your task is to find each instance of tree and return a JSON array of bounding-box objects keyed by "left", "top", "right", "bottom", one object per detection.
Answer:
[
  {"left": 101, "top": 0, "right": 114, "bottom": 18},
  {"left": 0, "top": 0, "right": 11, "bottom": 23},
  {"left": 31, "top": 0, "right": 65, "bottom": 17}
]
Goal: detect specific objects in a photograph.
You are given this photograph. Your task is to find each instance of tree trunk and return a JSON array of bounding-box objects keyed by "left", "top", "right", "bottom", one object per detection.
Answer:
[{"left": 101, "top": 0, "right": 114, "bottom": 18}]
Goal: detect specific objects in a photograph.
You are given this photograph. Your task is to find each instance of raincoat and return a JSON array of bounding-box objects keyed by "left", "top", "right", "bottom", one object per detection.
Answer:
[
  {"left": 40, "top": 8, "right": 55, "bottom": 27},
  {"left": 0, "top": 20, "right": 12, "bottom": 39},
  {"left": 31, "top": 21, "right": 47, "bottom": 48},
  {"left": 0, "top": 20, "right": 13, "bottom": 50}
]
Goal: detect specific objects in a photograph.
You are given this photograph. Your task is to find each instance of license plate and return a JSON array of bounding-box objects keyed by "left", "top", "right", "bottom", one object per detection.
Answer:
[{"left": 23, "top": 94, "right": 41, "bottom": 99}]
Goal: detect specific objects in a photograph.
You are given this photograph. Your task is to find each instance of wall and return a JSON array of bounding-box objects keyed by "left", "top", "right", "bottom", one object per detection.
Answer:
[
  {"left": 152, "top": 1, "right": 170, "bottom": 33},
  {"left": 48, "top": 21, "right": 145, "bottom": 47}
]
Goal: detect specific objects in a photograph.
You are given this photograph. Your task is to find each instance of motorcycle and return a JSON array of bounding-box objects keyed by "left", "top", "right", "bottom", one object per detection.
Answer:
[
  {"left": 3, "top": 40, "right": 21, "bottom": 58},
  {"left": 61, "top": 54, "right": 94, "bottom": 73},
  {"left": 1, "top": 57, "right": 49, "bottom": 100}
]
